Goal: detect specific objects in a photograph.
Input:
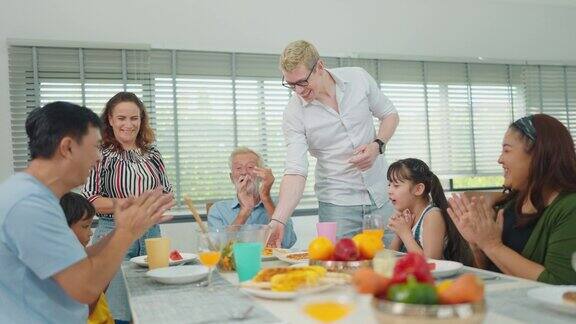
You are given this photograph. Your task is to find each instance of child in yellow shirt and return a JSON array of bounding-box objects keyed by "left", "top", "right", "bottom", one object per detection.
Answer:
[{"left": 60, "top": 192, "right": 114, "bottom": 324}]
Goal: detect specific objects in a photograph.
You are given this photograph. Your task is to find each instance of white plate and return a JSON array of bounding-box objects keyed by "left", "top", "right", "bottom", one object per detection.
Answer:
[
  {"left": 429, "top": 259, "right": 464, "bottom": 278},
  {"left": 527, "top": 286, "right": 576, "bottom": 315},
  {"left": 130, "top": 252, "right": 198, "bottom": 268},
  {"left": 275, "top": 250, "right": 309, "bottom": 264},
  {"left": 146, "top": 265, "right": 209, "bottom": 285},
  {"left": 241, "top": 282, "right": 334, "bottom": 300}
]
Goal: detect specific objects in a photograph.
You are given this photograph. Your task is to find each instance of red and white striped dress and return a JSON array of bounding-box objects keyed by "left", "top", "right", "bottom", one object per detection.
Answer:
[{"left": 82, "top": 145, "right": 172, "bottom": 218}]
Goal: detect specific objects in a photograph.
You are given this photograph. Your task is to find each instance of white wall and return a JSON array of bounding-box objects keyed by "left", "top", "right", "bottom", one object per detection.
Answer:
[{"left": 2, "top": 0, "right": 576, "bottom": 181}]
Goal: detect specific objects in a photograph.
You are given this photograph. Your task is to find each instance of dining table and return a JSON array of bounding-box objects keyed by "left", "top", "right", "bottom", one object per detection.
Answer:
[{"left": 121, "top": 254, "right": 575, "bottom": 323}]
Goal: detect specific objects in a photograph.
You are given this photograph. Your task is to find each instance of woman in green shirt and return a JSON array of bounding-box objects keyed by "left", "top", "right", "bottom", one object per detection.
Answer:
[{"left": 447, "top": 114, "right": 576, "bottom": 285}]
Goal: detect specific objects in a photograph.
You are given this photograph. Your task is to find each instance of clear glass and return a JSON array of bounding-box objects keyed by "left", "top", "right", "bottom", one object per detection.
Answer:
[
  {"left": 572, "top": 251, "right": 576, "bottom": 271},
  {"left": 196, "top": 230, "right": 226, "bottom": 290},
  {"left": 362, "top": 208, "right": 386, "bottom": 242}
]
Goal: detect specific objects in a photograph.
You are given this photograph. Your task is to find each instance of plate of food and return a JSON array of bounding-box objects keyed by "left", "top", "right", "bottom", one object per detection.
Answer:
[
  {"left": 428, "top": 259, "right": 464, "bottom": 278},
  {"left": 240, "top": 266, "right": 335, "bottom": 299},
  {"left": 527, "top": 285, "right": 576, "bottom": 315},
  {"left": 130, "top": 250, "right": 198, "bottom": 268},
  {"left": 275, "top": 250, "right": 309, "bottom": 264}
]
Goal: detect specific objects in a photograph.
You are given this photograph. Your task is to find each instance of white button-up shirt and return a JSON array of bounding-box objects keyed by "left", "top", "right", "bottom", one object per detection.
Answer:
[{"left": 282, "top": 67, "right": 397, "bottom": 207}]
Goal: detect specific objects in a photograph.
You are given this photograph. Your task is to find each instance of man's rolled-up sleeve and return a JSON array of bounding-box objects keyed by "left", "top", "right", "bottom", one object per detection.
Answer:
[
  {"left": 363, "top": 68, "right": 397, "bottom": 119},
  {"left": 282, "top": 102, "right": 309, "bottom": 178}
]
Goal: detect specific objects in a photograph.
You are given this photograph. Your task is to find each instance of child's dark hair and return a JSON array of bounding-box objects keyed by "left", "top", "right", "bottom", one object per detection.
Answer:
[
  {"left": 387, "top": 158, "right": 473, "bottom": 265},
  {"left": 60, "top": 192, "right": 96, "bottom": 226}
]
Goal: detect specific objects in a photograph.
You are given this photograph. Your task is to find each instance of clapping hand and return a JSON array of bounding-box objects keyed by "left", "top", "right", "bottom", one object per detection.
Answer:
[
  {"left": 113, "top": 187, "right": 175, "bottom": 240},
  {"left": 447, "top": 194, "right": 504, "bottom": 249},
  {"left": 253, "top": 166, "right": 274, "bottom": 198}
]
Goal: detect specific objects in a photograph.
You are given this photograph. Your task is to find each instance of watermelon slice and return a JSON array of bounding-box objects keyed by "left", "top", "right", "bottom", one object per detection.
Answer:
[{"left": 169, "top": 250, "right": 183, "bottom": 261}]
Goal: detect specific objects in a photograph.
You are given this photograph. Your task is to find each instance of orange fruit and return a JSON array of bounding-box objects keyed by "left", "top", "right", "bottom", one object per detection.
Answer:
[
  {"left": 352, "top": 233, "right": 368, "bottom": 248},
  {"left": 438, "top": 273, "right": 484, "bottom": 304},
  {"left": 435, "top": 279, "right": 454, "bottom": 294},
  {"left": 308, "top": 237, "right": 335, "bottom": 261},
  {"left": 353, "top": 233, "right": 384, "bottom": 260},
  {"left": 352, "top": 267, "right": 391, "bottom": 295}
]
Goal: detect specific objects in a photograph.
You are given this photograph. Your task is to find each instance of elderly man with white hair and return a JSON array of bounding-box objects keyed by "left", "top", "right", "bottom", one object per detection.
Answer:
[{"left": 207, "top": 147, "right": 297, "bottom": 248}]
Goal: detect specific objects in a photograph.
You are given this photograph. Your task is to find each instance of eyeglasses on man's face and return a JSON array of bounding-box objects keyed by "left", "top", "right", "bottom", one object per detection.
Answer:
[{"left": 281, "top": 60, "right": 319, "bottom": 90}]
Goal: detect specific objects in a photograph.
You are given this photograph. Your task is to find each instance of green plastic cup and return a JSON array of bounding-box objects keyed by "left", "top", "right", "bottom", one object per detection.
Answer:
[{"left": 233, "top": 242, "right": 263, "bottom": 282}]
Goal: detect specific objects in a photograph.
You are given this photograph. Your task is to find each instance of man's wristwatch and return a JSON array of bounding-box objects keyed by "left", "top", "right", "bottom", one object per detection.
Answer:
[{"left": 373, "top": 138, "right": 386, "bottom": 154}]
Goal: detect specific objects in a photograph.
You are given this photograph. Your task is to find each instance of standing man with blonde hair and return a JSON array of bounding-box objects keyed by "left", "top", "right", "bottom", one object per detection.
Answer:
[{"left": 268, "top": 40, "right": 399, "bottom": 247}]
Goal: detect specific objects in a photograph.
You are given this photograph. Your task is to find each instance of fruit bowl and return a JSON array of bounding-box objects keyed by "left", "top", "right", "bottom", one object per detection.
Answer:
[
  {"left": 371, "top": 298, "right": 486, "bottom": 324},
  {"left": 309, "top": 259, "right": 372, "bottom": 274}
]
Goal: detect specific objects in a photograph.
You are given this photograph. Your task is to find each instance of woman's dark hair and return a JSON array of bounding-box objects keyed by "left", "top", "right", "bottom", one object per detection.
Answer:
[
  {"left": 499, "top": 114, "right": 576, "bottom": 227},
  {"left": 26, "top": 101, "right": 102, "bottom": 159},
  {"left": 60, "top": 192, "right": 96, "bottom": 226},
  {"left": 100, "top": 92, "right": 155, "bottom": 151},
  {"left": 387, "top": 158, "right": 472, "bottom": 265}
]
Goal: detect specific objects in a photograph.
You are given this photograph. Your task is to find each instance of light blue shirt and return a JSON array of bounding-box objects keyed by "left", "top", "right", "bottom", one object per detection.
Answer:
[
  {"left": 0, "top": 173, "right": 88, "bottom": 323},
  {"left": 207, "top": 198, "right": 297, "bottom": 248}
]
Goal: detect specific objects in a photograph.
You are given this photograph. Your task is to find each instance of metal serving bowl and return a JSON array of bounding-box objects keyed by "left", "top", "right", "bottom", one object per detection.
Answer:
[
  {"left": 309, "top": 259, "right": 372, "bottom": 274},
  {"left": 371, "top": 298, "right": 486, "bottom": 324}
]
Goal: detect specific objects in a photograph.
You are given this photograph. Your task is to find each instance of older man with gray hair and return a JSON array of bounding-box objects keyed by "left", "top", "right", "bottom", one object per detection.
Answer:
[{"left": 208, "top": 147, "right": 297, "bottom": 248}]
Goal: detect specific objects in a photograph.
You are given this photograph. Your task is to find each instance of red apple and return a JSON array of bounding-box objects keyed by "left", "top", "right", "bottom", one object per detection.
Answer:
[{"left": 333, "top": 238, "right": 360, "bottom": 261}]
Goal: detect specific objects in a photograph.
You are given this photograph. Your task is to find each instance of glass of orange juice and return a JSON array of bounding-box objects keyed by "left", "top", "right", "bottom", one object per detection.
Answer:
[
  {"left": 362, "top": 211, "right": 385, "bottom": 243},
  {"left": 299, "top": 290, "right": 356, "bottom": 323},
  {"left": 196, "top": 230, "right": 226, "bottom": 290}
]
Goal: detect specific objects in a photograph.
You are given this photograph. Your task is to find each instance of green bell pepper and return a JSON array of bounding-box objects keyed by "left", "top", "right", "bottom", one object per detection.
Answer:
[{"left": 387, "top": 275, "right": 438, "bottom": 305}]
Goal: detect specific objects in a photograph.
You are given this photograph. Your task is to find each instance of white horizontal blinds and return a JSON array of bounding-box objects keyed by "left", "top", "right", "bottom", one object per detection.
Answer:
[
  {"left": 235, "top": 54, "right": 282, "bottom": 190},
  {"left": 150, "top": 50, "right": 179, "bottom": 200},
  {"left": 567, "top": 67, "right": 576, "bottom": 139},
  {"left": 322, "top": 57, "right": 340, "bottom": 69},
  {"left": 174, "top": 51, "right": 235, "bottom": 204},
  {"left": 516, "top": 65, "right": 573, "bottom": 135},
  {"left": 235, "top": 53, "right": 318, "bottom": 208},
  {"left": 468, "top": 64, "right": 514, "bottom": 174},
  {"left": 508, "top": 65, "right": 527, "bottom": 121},
  {"left": 540, "top": 66, "right": 569, "bottom": 125},
  {"left": 11, "top": 44, "right": 576, "bottom": 209},
  {"left": 379, "top": 60, "right": 429, "bottom": 165},
  {"left": 83, "top": 49, "right": 124, "bottom": 115},
  {"left": 8, "top": 46, "right": 34, "bottom": 171},
  {"left": 82, "top": 49, "right": 151, "bottom": 122},
  {"left": 8, "top": 46, "right": 153, "bottom": 172},
  {"left": 37, "top": 47, "right": 82, "bottom": 107},
  {"left": 339, "top": 58, "right": 378, "bottom": 80},
  {"left": 125, "top": 50, "right": 153, "bottom": 114},
  {"left": 426, "top": 62, "right": 474, "bottom": 175},
  {"left": 522, "top": 65, "right": 544, "bottom": 115}
]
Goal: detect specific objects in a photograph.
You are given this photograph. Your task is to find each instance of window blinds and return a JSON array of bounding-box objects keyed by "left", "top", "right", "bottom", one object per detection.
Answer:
[{"left": 8, "top": 45, "right": 576, "bottom": 211}]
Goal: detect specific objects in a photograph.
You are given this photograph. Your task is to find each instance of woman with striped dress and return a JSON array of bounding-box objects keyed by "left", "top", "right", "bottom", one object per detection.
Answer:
[{"left": 82, "top": 92, "right": 172, "bottom": 323}]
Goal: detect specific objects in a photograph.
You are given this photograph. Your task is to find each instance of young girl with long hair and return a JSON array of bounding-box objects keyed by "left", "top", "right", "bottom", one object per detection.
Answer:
[{"left": 387, "top": 158, "right": 472, "bottom": 265}]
